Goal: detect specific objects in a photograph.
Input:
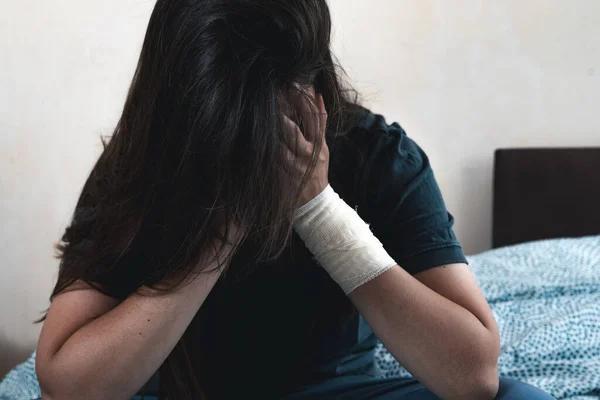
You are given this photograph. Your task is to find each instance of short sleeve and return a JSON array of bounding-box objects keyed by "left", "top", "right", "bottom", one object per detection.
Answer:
[{"left": 360, "top": 120, "right": 467, "bottom": 275}]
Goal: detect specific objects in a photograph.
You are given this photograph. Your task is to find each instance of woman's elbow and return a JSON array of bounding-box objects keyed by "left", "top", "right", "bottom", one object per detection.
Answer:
[
  {"left": 39, "top": 389, "right": 56, "bottom": 400},
  {"left": 36, "top": 357, "right": 64, "bottom": 400},
  {"left": 36, "top": 354, "right": 55, "bottom": 399},
  {"left": 449, "top": 365, "right": 499, "bottom": 400},
  {"left": 443, "top": 343, "right": 499, "bottom": 400},
  {"left": 460, "top": 331, "right": 501, "bottom": 399},
  {"left": 36, "top": 356, "right": 99, "bottom": 400},
  {"left": 471, "top": 367, "right": 500, "bottom": 400},
  {"left": 476, "top": 333, "right": 501, "bottom": 398}
]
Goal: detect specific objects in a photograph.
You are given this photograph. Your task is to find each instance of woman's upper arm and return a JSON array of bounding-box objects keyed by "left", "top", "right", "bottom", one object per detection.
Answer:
[
  {"left": 362, "top": 121, "right": 497, "bottom": 334},
  {"left": 414, "top": 263, "right": 499, "bottom": 335},
  {"left": 37, "top": 281, "right": 119, "bottom": 362}
]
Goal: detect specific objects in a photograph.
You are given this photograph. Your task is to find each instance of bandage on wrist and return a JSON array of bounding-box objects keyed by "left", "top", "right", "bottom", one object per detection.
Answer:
[{"left": 293, "top": 185, "right": 397, "bottom": 294}]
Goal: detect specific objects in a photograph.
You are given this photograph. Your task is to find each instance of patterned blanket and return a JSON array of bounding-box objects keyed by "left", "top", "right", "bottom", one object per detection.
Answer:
[
  {"left": 3, "top": 236, "right": 600, "bottom": 399},
  {"left": 376, "top": 236, "right": 600, "bottom": 399}
]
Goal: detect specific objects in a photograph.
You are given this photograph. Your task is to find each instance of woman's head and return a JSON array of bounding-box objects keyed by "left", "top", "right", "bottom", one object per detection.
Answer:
[
  {"left": 126, "top": 0, "right": 349, "bottom": 256},
  {"left": 55, "top": 0, "right": 356, "bottom": 290}
]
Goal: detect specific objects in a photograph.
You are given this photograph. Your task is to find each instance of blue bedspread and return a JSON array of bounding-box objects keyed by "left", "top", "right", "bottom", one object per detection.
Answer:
[
  {"left": 3, "top": 236, "right": 600, "bottom": 399},
  {"left": 376, "top": 236, "right": 600, "bottom": 399}
]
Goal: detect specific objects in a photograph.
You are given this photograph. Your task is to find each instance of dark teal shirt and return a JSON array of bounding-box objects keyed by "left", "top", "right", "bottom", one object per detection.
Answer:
[{"left": 192, "top": 108, "right": 467, "bottom": 399}]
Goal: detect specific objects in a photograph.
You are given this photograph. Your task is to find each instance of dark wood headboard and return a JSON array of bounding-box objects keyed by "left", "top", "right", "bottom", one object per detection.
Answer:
[{"left": 493, "top": 148, "right": 600, "bottom": 248}]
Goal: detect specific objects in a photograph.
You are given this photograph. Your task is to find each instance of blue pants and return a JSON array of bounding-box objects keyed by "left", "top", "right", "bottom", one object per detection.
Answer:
[
  {"left": 280, "top": 376, "right": 556, "bottom": 400},
  {"left": 131, "top": 376, "right": 556, "bottom": 399}
]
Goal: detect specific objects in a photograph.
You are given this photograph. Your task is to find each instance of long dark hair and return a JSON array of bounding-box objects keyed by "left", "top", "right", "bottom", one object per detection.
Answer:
[{"left": 46, "top": 0, "right": 358, "bottom": 398}]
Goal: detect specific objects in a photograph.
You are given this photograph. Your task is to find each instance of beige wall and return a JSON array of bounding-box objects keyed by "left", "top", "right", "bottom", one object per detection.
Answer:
[{"left": 1, "top": 0, "right": 600, "bottom": 375}]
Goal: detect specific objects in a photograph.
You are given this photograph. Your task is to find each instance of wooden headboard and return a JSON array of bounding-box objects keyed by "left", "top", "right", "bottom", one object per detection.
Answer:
[{"left": 493, "top": 148, "right": 600, "bottom": 248}]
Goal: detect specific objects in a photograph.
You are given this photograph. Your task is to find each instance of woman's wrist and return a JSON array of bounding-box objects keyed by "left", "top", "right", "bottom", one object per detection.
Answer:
[
  {"left": 293, "top": 184, "right": 334, "bottom": 219},
  {"left": 293, "top": 185, "right": 397, "bottom": 294}
]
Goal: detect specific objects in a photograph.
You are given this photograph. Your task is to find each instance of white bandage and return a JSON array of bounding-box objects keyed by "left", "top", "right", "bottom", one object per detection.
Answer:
[{"left": 293, "top": 185, "right": 397, "bottom": 294}]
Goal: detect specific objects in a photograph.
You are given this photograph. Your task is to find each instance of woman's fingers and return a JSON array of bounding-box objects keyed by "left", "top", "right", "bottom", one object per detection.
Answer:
[
  {"left": 281, "top": 114, "right": 313, "bottom": 157},
  {"left": 302, "top": 93, "right": 328, "bottom": 145},
  {"left": 279, "top": 88, "right": 328, "bottom": 181},
  {"left": 297, "top": 87, "right": 320, "bottom": 143},
  {"left": 316, "top": 94, "right": 328, "bottom": 143},
  {"left": 282, "top": 147, "right": 308, "bottom": 176},
  {"left": 280, "top": 88, "right": 330, "bottom": 207},
  {"left": 289, "top": 84, "right": 326, "bottom": 144}
]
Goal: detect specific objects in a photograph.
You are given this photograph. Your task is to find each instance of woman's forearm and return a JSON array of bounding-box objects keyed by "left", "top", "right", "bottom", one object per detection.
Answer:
[
  {"left": 349, "top": 266, "right": 499, "bottom": 400},
  {"left": 37, "top": 268, "right": 222, "bottom": 400},
  {"left": 292, "top": 182, "right": 499, "bottom": 399}
]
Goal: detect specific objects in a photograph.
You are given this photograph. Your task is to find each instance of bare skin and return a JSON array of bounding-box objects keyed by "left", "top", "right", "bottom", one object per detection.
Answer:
[{"left": 37, "top": 249, "right": 228, "bottom": 400}]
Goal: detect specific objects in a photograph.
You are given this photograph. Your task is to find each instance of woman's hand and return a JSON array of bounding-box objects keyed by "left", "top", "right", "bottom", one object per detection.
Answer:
[{"left": 282, "top": 86, "right": 329, "bottom": 207}]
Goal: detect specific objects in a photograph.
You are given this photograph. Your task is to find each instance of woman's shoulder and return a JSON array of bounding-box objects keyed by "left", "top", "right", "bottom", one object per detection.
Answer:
[
  {"left": 331, "top": 107, "right": 411, "bottom": 184},
  {"left": 333, "top": 106, "right": 418, "bottom": 171},
  {"left": 331, "top": 106, "right": 431, "bottom": 220},
  {"left": 340, "top": 106, "right": 407, "bottom": 142}
]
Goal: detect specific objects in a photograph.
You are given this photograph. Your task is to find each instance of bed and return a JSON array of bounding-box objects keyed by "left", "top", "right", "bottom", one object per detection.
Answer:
[
  {"left": 2, "top": 148, "right": 600, "bottom": 399},
  {"left": 376, "top": 148, "right": 600, "bottom": 400}
]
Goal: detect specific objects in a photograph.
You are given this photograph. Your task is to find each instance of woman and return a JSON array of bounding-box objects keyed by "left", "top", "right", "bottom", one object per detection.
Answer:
[{"left": 35, "top": 1, "right": 555, "bottom": 399}]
